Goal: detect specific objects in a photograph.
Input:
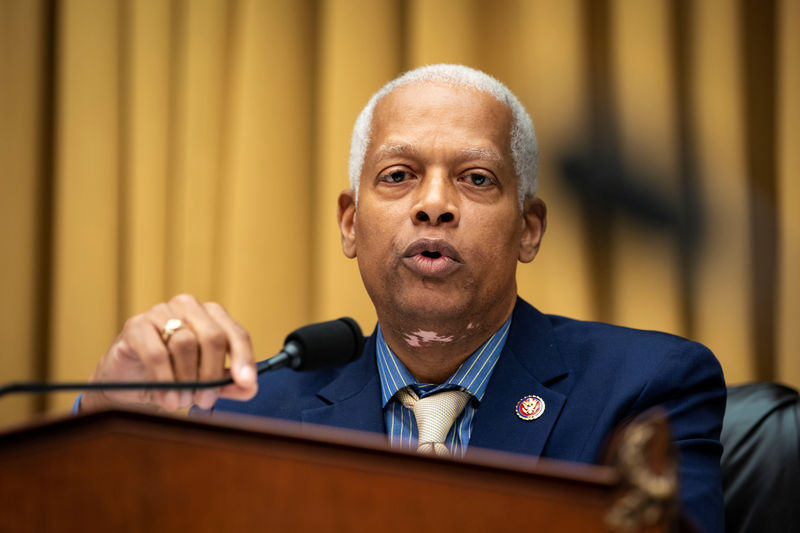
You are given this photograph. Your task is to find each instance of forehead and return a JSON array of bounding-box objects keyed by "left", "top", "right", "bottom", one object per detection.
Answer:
[{"left": 369, "top": 82, "right": 513, "bottom": 156}]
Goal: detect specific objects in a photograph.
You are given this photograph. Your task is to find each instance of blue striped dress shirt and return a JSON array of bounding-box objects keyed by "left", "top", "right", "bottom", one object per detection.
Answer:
[{"left": 376, "top": 317, "right": 511, "bottom": 457}]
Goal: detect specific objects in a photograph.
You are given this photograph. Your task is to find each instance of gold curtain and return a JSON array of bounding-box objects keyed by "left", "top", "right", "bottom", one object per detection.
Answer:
[{"left": 1, "top": 0, "right": 798, "bottom": 425}]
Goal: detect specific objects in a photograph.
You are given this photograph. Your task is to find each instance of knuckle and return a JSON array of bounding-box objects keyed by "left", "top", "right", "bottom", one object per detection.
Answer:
[
  {"left": 114, "top": 337, "right": 136, "bottom": 360},
  {"left": 170, "top": 293, "right": 197, "bottom": 306},
  {"left": 123, "top": 314, "right": 147, "bottom": 333},
  {"left": 198, "top": 328, "right": 228, "bottom": 352},
  {"left": 203, "top": 301, "right": 227, "bottom": 314},
  {"left": 150, "top": 302, "right": 170, "bottom": 315},
  {"left": 169, "top": 332, "right": 197, "bottom": 354},
  {"left": 145, "top": 347, "right": 170, "bottom": 366},
  {"left": 235, "top": 325, "right": 252, "bottom": 345}
]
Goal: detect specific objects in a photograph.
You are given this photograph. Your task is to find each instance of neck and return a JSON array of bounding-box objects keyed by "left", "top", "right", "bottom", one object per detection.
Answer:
[{"left": 378, "top": 295, "right": 516, "bottom": 384}]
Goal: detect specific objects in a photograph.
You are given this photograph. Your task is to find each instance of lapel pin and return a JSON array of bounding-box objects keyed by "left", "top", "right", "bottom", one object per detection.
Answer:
[{"left": 516, "top": 395, "right": 545, "bottom": 421}]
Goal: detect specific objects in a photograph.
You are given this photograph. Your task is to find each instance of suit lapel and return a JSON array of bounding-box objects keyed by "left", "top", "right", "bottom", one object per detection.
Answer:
[
  {"left": 299, "top": 299, "right": 571, "bottom": 456},
  {"left": 301, "top": 333, "right": 386, "bottom": 434},
  {"left": 468, "top": 299, "right": 570, "bottom": 458}
]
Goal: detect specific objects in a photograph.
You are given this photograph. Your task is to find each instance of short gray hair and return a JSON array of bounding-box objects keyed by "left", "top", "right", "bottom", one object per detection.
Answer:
[{"left": 348, "top": 64, "right": 538, "bottom": 205}]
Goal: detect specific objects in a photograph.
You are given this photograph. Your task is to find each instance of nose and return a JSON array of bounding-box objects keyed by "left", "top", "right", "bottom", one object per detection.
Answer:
[{"left": 412, "top": 172, "right": 459, "bottom": 226}]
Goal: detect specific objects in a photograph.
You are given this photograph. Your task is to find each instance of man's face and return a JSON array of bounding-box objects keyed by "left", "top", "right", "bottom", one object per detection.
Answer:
[{"left": 338, "top": 82, "right": 545, "bottom": 329}]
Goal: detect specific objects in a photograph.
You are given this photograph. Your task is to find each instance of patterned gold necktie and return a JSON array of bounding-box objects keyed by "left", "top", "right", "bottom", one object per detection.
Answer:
[{"left": 395, "top": 387, "right": 471, "bottom": 456}]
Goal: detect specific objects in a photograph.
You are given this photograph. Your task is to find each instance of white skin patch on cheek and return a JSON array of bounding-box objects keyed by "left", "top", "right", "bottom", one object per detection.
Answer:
[{"left": 403, "top": 330, "right": 455, "bottom": 347}]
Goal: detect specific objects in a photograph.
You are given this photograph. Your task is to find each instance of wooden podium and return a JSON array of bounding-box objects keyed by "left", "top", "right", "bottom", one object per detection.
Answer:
[{"left": 0, "top": 409, "right": 677, "bottom": 532}]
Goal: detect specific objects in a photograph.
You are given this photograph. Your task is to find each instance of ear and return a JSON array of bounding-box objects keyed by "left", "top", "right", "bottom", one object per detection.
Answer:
[
  {"left": 338, "top": 189, "right": 358, "bottom": 258},
  {"left": 518, "top": 197, "right": 547, "bottom": 263}
]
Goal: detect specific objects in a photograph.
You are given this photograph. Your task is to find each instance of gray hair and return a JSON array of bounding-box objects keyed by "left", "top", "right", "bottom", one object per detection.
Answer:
[{"left": 348, "top": 64, "right": 538, "bottom": 205}]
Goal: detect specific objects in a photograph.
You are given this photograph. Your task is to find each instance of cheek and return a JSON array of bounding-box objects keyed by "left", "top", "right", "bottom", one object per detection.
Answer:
[
  {"left": 469, "top": 211, "right": 522, "bottom": 255},
  {"left": 354, "top": 212, "right": 399, "bottom": 265}
]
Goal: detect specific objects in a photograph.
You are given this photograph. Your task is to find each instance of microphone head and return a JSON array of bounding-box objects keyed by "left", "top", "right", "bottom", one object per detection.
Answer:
[{"left": 283, "top": 317, "right": 365, "bottom": 371}]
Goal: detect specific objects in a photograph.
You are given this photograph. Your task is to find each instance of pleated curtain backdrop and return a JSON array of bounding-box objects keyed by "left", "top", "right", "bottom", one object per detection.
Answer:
[{"left": 0, "top": 0, "right": 798, "bottom": 425}]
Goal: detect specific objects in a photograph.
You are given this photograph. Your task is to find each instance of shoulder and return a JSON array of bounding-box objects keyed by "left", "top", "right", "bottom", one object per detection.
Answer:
[
  {"left": 508, "top": 297, "right": 725, "bottom": 428},
  {"left": 512, "top": 298, "right": 722, "bottom": 388},
  {"left": 548, "top": 313, "right": 720, "bottom": 375},
  {"left": 554, "top": 314, "right": 724, "bottom": 419},
  {"left": 531, "top": 305, "right": 726, "bottom": 450}
]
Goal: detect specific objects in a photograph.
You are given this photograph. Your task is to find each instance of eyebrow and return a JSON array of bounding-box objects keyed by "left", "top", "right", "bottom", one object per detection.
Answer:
[
  {"left": 374, "top": 143, "right": 421, "bottom": 159},
  {"left": 458, "top": 146, "right": 504, "bottom": 162},
  {"left": 373, "top": 143, "right": 505, "bottom": 163}
]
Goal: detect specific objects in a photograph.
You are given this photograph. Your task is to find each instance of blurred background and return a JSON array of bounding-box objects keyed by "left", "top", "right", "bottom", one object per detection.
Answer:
[{"left": 1, "top": 0, "right": 797, "bottom": 426}]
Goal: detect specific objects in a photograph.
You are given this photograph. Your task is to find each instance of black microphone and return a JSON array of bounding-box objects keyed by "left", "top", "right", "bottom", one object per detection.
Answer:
[
  {"left": 256, "top": 317, "right": 365, "bottom": 373},
  {"left": 0, "top": 317, "right": 364, "bottom": 398}
]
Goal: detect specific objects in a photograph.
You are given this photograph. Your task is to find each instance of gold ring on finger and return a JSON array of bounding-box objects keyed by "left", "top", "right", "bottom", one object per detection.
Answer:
[{"left": 161, "top": 318, "right": 183, "bottom": 343}]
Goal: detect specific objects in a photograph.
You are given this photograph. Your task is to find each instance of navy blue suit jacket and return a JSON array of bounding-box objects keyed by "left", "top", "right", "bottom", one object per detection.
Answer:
[{"left": 213, "top": 298, "right": 725, "bottom": 533}]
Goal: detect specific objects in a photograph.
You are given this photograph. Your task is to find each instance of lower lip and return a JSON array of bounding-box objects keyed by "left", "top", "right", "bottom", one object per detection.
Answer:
[{"left": 402, "top": 254, "right": 460, "bottom": 277}]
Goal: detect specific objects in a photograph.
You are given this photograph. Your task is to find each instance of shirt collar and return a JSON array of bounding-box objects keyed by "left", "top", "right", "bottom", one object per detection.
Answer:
[{"left": 376, "top": 317, "right": 512, "bottom": 407}]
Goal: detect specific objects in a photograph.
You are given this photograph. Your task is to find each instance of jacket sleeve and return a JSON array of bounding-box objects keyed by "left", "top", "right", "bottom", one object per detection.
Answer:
[{"left": 628, "top": 341, "right": 726, "bottom": 533}]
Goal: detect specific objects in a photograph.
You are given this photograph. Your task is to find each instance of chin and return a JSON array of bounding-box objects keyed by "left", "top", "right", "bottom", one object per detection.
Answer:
[
  {"left": 389, "top": 292, "right": 473, "bottom": 323},
  {"left": 366, "top": 274, "right": 512, "bottom": 325}
]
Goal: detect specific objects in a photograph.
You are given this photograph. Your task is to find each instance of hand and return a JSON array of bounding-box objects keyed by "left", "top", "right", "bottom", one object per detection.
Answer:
[{"left": 80, "top": 294, "right": 257, "bottom": 412}]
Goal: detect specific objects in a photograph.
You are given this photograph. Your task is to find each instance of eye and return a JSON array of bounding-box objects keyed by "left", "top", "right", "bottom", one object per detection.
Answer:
[
  {"left": 463, "top": 172, "right": 494, "bottom": 187},
  {"left": 379, "top": 170, "right": 412, "bottom": 183}
]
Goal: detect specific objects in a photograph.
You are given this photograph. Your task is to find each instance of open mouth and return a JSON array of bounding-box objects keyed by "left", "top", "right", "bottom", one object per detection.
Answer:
[
  {"left": 403, "top": 239, "right": 463, "bottom": 262},
  {"left": 421, "top": 251, "right": 443, "bottom": 259},
  {"left": 402, "top": 239, "right": 462, "bottom": 277}
]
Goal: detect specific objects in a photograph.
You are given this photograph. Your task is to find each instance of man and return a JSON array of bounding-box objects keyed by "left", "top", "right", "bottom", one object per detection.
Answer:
[{"left": 81, "top": 65, "right": 725, "bottom": 532}]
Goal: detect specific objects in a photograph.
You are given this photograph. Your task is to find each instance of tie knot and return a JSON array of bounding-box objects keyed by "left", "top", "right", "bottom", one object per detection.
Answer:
[{"left": 395, "top": 387, "right": 471, "bottom": 456}]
